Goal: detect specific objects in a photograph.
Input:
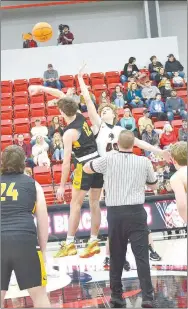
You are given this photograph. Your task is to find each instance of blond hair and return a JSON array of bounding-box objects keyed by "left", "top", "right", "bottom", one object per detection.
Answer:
[
  {"left": 53, "top": 132, "right": 63, "bottom": 148},
  {"left": 98, "top": 103, "right": 118, "bottom": 124},
  {"left": 163, "top": 123, "right": 173, "bottom": 133},
  {"left": 171, "top": 141, "right": 187, "bottom": 166}
]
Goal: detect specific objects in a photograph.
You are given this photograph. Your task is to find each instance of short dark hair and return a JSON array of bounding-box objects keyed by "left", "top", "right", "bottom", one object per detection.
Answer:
[
  {"left": 129, "top": 57, "right": 136, "bottom": 64},
  {"left": 1, "top": 145, "right": 26, "bottom": 174},
  {"left": 150, "top": 55, "right": 156, "bottom": 62},
  {"left": 57, "top": 97, "right": 78, "bottom": 117}
]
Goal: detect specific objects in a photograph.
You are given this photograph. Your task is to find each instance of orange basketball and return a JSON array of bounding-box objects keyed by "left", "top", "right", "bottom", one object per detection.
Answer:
[{"left": 32, "top": 22, "right": 53, "bottom": 42}]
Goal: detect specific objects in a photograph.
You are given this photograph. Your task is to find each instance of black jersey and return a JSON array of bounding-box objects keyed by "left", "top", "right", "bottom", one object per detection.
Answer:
[
  {"left": 63, "top": 113, "right": 98, "bottom": 160},
  {"left": 1, "top": 173, "right": 37, "bottom": 235}
]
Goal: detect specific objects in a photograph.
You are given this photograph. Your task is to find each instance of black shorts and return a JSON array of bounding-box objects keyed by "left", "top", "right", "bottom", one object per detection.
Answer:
[
  {"left": 1, "top": 234, "right": 47, "bottom": 291},
  {"left": 73, "top": 161, "right": 103, "bottom": 191}
]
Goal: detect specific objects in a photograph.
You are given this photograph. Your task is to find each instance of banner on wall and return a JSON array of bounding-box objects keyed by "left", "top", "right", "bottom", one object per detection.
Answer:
[{"left": 47, "top": 199, "right": 186, "bottom": 240}]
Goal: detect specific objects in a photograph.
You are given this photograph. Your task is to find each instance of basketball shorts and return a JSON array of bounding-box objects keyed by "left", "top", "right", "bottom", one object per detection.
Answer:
[
  {"left": 73, "top": 161, "right": 104, "bottom": 191},
  {"left": 1, "top": 234, "right": 47, "bottom": 291}
]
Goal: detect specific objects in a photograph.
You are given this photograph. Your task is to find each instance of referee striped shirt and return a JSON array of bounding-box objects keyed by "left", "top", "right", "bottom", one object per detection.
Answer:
[{"left": 90, "top": 152, "right": 157, "bottom": 206}]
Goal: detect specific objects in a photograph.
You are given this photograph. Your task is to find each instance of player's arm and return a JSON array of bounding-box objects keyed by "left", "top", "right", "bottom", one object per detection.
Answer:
[
  {"left": 146, "top": 159, "right": 158, "bottom": 191},
  {"left": 60, "top": 130, "right": 74, "bottom": 188},
  {"left": 29, "top": 85, "right": 65, "bottom": 99},
  {"left": 35, "top": 181, "right": 49, "bottom": 253},
  {"left": 170, "top": 175, "right": 187, "bottom": 223},
  {"left": 83, "top": 156, "right": 107, "bottom": 175}
]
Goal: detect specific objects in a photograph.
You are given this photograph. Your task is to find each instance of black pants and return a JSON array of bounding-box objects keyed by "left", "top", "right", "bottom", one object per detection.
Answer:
[
  {"left": 150, "top": 112, "right": 166, "bottom": 121},
  {"left": 107, "top": 204, "right": 153, "bottom": 301}
]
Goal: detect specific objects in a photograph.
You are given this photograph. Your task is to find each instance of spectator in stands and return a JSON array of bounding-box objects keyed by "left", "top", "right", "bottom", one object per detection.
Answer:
[
  {"left": 31, "top": 119, "right": 50, "bottom": 145},
  {"left": 15, "top": 134, "right": 34, "bottom": 168},
  {"left": 24, "top": 167, "right": 33, "bottom": 177},
  {"left": 160, "top": 123, "right": 177, "bottom": 149},
  {"left": 142, "top": 124, "right": 159, "bottom": 156},
  {"left": 127, "top": 82, "right": 143, "bottom": 108},
  {"left": 50, "top": 132, "right": 64, "bottom": 161},
  {"left": 57, "top": 24, "right": 74, "bottom": 45},
  {"left": 120, "top": 57, "right": 139, "bottom": 83},
  {"left": 141, "top": 80, "right": 160, "bottom": 107},
  {"left": 149, "top": 93, "right": 166, "bottom": 120},
  {"left": 166, "top": 90, "right": 187, "bottom": 122},
  {"left": 155, "top": 67, "right": 170, "bottom": 87},
  {"left": 160, "top": 80, "right": 172, "bottom": 101},
  {"left": 127, "top": 76, "right": 136, "bottom": 89},
  {"left": 70, "top": 87, "right": 81, "bottom": 105},
  {"left": 148, "top": 55, "right": 163, "bottom": 80},
  {"left": 119, "top": 108, "right": 138, "bottom": 136},
  {"left": 43, "top": 64, "right": 63, "bottom": 90},
  {"left": 99, "top": 91, "right": 110, "bottom": 104},
  {"left": 138, "top": 109, "right": 153, "bottom": 135},
  {"left": 80, "top": 88, "right": 96, "bottom": 112},
  {"left": 178, "top": 119, "right": 187, "bottom": 141},
  {"left": 23, "top": 33, "right": 38, "bottom": 48},
  {"left": 111, "top": 85, "right": 127, "bottom": 108},
  {"left": 32, "top": 135, "right": 50, "bottom": 167},
  {"left": 48, "top": 116, "right": 64, "bottom": 139},
  {"left": 165, "top": 54, "right": 185, "bottom": 78},
  {"left": 172, "top": 72, "right": 184, "bottom": 87}
]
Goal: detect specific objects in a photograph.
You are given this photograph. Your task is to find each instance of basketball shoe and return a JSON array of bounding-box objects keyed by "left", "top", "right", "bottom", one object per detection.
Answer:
[
  {"left": 80, "top": 240, "right": 100, "bottom": 258},
  {"left": 54, "top": 242, "right": 77, "bottom": 258}
]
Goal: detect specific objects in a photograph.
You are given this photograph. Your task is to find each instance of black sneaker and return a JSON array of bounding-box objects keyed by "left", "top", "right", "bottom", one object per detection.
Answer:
[
  {"left": 142, "top": 299, "right": 160, "bottom": 308},
  {"left": 103, "top": 257, "right": 110, "bottom": 270},
  {"left": 149, "top": 251, "right": 161, "bottom": 261},
  {"left": 110, "top": 295, "right": 126, "bottom": 308},
  {"left": 123, "top": 260, "right": 131, "bottom": 271}
]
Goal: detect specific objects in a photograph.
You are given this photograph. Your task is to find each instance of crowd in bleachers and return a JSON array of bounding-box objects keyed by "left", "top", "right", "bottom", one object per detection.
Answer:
[{"left": 1, "top": 53, "right": 187, "bottom": 205}]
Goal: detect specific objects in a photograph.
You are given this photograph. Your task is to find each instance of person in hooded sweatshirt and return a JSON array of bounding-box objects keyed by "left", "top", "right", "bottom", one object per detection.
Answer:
[{"left": 165, "top": 54, "right": 184, "bottom": 78}]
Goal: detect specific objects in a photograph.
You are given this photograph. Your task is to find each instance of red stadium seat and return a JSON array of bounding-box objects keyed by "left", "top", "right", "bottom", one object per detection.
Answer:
[
  {"left": 14, "top": 118, "right": 30, "bottom": 134},
  {"left": 14, "top": 91, "right": 28, "bottom": 105},
  {"left": 30, "top": 103, "right": 46, "bottom": 117},
  {"left": 92, "top": 84, "right": 107, "bottom": 102},
  {"left": 30, "top": 117, "right": 47, "bottom": 127},
  {"left": 29, "top": 78, "right": 43, "bottom": 85},
  {"left": 1, "top": 135, "right": 13, "bottom": 151},
  {"left": 1, "top": 120, "right": 13, "bottom": 135},
  {"left": 117, "top": 109, "right": 125, "bottom": 119},
  {"left": 108, "top": 83, "right": 123, "bottom": 96},
  {"left": 14, "top": 133, "right": 31, "bottom": 144},
  {"left": 1, "top": 81, "right": 13, "bottom": 93},
  {"left": 105, "top": 71, "right": 120, "bottom": 85},
  {"left": 176, "top": 90, "right": 187, "bottom": 99},
  {"left": 132, "top": 108, "right": 144, "bottom": 124},
  {"left": 30, "top": 93, "right": 45, "bottom": 104},
  {"left": 14, "top": 79, "right": 28, "bottom": 92},
  {"left": 75, "top": 74, "right": 90, "bottom": 88},
  {"left": 90, "top": 72, "right": 105, "bottom": 87},
  {"left": 33, "top": 166, "right": 52, "bottom": 185},
  {"left": 14, "top": 104, "right": 29, "bottom": 118},
  {"left": 1, "top": 93, "right": 12, "bottom": 106},
  {"left": 46, "top": 93, "right": 58, "bottom": 102},
  {"left": 172, "top": 119, "right": 182, "bottom": 137},
  {"left": 77, "top": 85, "right": 91, "bottom": 94},
  {"left": 154, "top": 121, "right": 167, "bottom": 130},
  {"left": 133, "top": 146, "right": 143, "bottom": 156},
  {"left": 46, "top": 105, "right": 61, "bottom": 116},
  {"left": 1, "top": 106, "right": 12, "bottom": 120},
  {"left": 42, "top": 186, "right": 55, "bottom": 205},
  {"left": 59, "top": 75, "right": 74, "bottom": 88},
  {"left": 52, "top": 165, "right": 62, "bottom": 184}
]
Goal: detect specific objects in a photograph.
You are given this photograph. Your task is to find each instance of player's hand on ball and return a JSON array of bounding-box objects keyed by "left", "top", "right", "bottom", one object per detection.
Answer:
[
  {"left": 29, "top": 85, "right": 43, "bottom": 96},
  {"left": 56, "top": 186, "right": 65, "bottom": 201}
]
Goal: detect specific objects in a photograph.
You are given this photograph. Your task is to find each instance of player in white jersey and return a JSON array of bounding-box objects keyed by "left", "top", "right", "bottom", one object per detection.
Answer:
[{"left": 170, "top": 142, "right": 187, "bottom": 223}]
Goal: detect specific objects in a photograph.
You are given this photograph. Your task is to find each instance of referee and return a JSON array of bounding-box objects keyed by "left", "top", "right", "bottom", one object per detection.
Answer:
[{"left": 84, "top": 131, "right": 159, "bottom": 308}]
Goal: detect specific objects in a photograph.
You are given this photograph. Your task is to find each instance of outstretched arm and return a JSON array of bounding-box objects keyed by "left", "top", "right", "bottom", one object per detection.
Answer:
[
  {"left": 29, "top": 85, "right": 66, "bottom": 99},
  {"left": 170, "top": 175, "right": 187, "bottom": 223}
]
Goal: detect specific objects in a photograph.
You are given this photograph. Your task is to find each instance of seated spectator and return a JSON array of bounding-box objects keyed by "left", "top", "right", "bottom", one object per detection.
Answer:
[
  {"left": 57, "top": 24, "right": 74, "bottom": 45},
  {"left": 31, "top": 119, "right": 50, "bottom": 145},
  {"left": 32, "top": 135, "right": 50, "bottom": 167},
  {"left": 148, "top": 55, "right": 163, "bottom": 80},
  {"left": 142, "top": 124, "right": 159, "bottom": 157},
  {"left": 149, "top": 93, "right": 166, "bottom": 120},
  {"left": 127, "top": 82, "right": 143, "bottom": 108},
  {"left": 178, "top": 119, "right": 187, "bottom": 141},
  {"left": 23, "top": 33, "right": 38, "bottom": 48},
  {"left": 141, "top": 80, "right": 160, "bottom": 107},
  {"left": 50, "top": 132, "right": 64, "bottom": 161},
  {"left": 24, "top": 167, "right": 33, "bottom": 177},
  {"left": 166, "top": 89, "right": 187, "bottom": 122},
  {"left": 15, "top": 134, "right": 34, "bottom": 168},
  {"left": 155, "top": 67, "right": 170, "bottom": 87},
  {"left": 43, "top": 64, "right": 63, "bottom": 90},
  {"left": 127, "top": 75, "right": 137, "bottom": 89},
  {"left": 160, "top": 80, "right": 172, "bottom": 101},
  {"left": 80, "top": 88, "right": 96, "bottom": 112},
  {"left": 120, "top": 108, "right": 138, "bottom": 136},
  {"left": 138, "top": 109, "right": 153, "bottom": 135},
  {"left": 99, "top": 91, "right": 110, "bottom": 104},
  {"left": 120, "top": 57, "right": 139, "bottom": 83},
  {"left": 48, "top": 116, "right": 64, "bottom": 139},
  {"left": 172, "top": 72, "right": 184, "bottom": 88},
  {"left": 111, "top": 85, "right": 127, "bottom": 108},
  {"left": 165, "top": 54, "right": 185, "bottom": 78},
  {"left": 160, "top": 123, "right": 177, "bottom": 149},
  {"left": 70, "top": 87, "right": 81, "bottom": 105}
]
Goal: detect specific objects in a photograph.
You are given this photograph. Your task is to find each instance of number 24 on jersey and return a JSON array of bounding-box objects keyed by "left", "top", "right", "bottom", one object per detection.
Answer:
[{"left": 1, "top": 183, "right": 19, "bottom": 202}]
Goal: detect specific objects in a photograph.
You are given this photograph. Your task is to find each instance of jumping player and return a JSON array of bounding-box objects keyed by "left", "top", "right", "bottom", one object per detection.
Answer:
[
  {"left": 1, "top": 145, "right": 50, "bottom": 308},
  {"left": 170, "top": 141, "right": 187, "bottom": 223}
]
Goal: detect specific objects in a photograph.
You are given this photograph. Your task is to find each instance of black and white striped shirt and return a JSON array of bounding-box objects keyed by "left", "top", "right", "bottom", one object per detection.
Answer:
[{"left": 90, "top": 152, "right": 157, "bottom": 206}]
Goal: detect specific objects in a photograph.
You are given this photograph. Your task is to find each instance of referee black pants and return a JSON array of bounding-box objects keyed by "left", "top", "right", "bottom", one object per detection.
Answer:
[{"left": 107, "top": 204, "right": 154, "bottom": 301}]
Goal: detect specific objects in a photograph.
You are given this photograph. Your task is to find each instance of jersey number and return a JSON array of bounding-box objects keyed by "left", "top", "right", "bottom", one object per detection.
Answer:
[
  {"left": 83, "top": 122, "right": 92, "bottom": 137},
  {"left": 1, "top": 182, "right": 19, "bottom": 202}
]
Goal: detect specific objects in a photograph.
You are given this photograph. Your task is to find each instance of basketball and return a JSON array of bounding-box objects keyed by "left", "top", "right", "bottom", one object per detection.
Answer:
[{"left": 32, "top": 22, "right": 53, "bottom": 42}]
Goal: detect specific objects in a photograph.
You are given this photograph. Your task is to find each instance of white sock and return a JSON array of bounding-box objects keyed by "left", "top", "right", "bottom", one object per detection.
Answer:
[
  {"left": 66, "top": 236, "right": 74, "bottom": 245},
  {"left": 89, "top": 235, "right": 98, "bottom": 243}
]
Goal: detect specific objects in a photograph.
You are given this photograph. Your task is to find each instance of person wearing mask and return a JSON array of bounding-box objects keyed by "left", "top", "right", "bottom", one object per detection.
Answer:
[
  {"left": 50, "top": 132, "right": 64, "bottom": 161},
  {"left": 165, "top": 54, "right": 185, "bottom": 78},
  {"left": 142, "top": 125, "right": 159, "bottom": 157},
  {"left": 149, "top": 93, "right": 166, "bottom": 120},
  {"left": 148, "top": 56, "right": 163, "bottom": 80},
  {"left": 172, "top": 72, "right": 184, "bottom": 88},
  {"left": 127, "top": 82, "right": 143, "bottom": 108},
  {"left": 57, "top": 24, "right": 74, "bottom": 45},
  {"left": 178, "top": 119, "right": 187, "bottom": 141},
  {"left": 48, "top": 116, "right": 64, "bottom": 139},
  {"left": 32, "top": 136, "right": 50, "bottom": 167},
  {"left": 155, "top": 67, "right": 170, "bottom": 87},
  {"left": 120, "top": 57, "right": 139, "bottom": 83},
  {"left": 111, "top": 85, "right": 127, "bottom": 108},
  {"left": 141, "top": 80, "right": 160, "bottom": 107},
  {"left": 120, "top": 108, "right": 138, "bottom": 136},
  {"left": 160, "top": 80, "right": 172, "bottom": 101},
  {"left": 138, "top": 109, "right": 153, "bottom": 135},
  {"left": 43, "top": 64, "right": 63, "bottom": 90},
  {"left": 15, "top": 134, "right": 34, "bottom": 168},
  {"left": 31, "top": 119, "right": 50, "bottom": 145},
  {"left": 160, "top": 123, "right": 177, "bottom": 149},
  {"left": 99, "top": 91, "right": 110, "bottom": 105},
  {"left": 166, "top": 90, "right": 187, "bottom": 122}
]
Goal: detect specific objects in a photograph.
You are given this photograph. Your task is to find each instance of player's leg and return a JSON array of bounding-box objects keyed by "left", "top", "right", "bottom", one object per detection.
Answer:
[
  {"left": 1, "top": 236, "right": 13, "bottom": 308},
  {"left": 148, "top": 231, "right": 161, "bottom": 261},
  {"left": 1, "top": 291, "right": 6, "bottom": 308},
  {"left": 28, "top": 287, "right": 50, "bottom": 308}
]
